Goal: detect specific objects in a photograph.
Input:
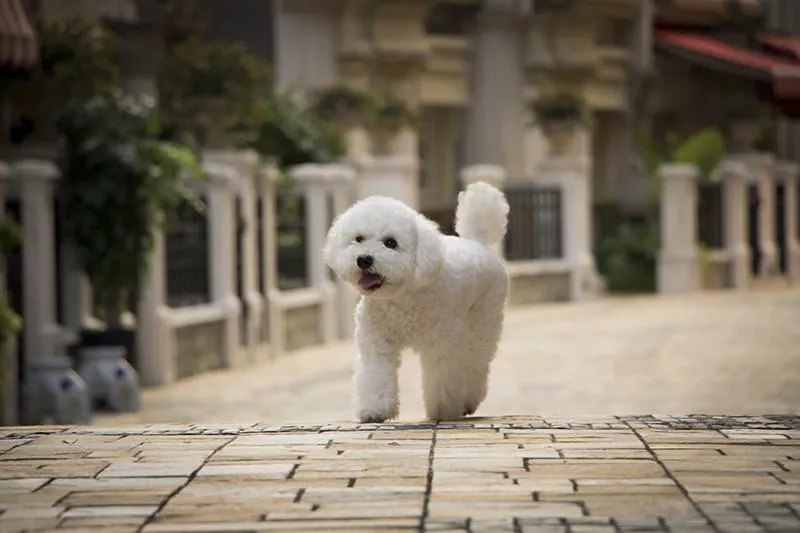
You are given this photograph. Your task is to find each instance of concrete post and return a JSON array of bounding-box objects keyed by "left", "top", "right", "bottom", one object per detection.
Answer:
[
  {"left": 460, "top": 164, "right": 508, "bottom": 258},
  {"left": 657, "top": 163, "right": 700, "bottom": 294},
  {"left": 716, "top": 161, "right": 750, "bottom": 289},
  {"left": 327, "top": 164, "right": 358, "bottom": 340},
  {"left": 731, "top": 153, "right": 778, "bottom": 278},
  {"left": 204, "top": 161, "right": 242, "bottom": 368},
  {"left": 12, "top": 160, "right": 91, "bottom": 424},
  {"left": 206, "top": 150, "right": 263, "bottom": 355},
  {"left": 291, "top": 164, "right": 337, "bottom": 345},
  {"left": 776, "top": 162, "right": 800, "bottom": 283},
  {"left": 357, "top": 156, "right": 419, "bottom": 208}
]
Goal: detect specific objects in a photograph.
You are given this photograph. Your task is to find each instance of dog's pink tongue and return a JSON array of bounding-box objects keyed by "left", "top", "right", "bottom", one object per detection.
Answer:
[{"left": 358, "top": 273, "right": 382, "bottom": 290}]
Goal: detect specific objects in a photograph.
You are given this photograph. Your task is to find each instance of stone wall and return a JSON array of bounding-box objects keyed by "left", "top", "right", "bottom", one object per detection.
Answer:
[
  {"left": 285, "top": 304, "right": 322, "bottom": 351},
  {"left": 508, "top": 273, "right": 571, "bottom": 306},
  {"left": 176, "top": 321, "right": 226, "bottom": 379}
]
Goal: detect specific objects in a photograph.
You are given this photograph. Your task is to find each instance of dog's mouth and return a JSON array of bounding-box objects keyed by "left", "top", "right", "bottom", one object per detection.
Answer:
[{"left": 357, "top": 272, "right": 384, "bottom": 292}]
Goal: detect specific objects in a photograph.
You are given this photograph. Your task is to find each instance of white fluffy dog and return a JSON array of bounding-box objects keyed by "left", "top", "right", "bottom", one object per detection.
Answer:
[{"left": 323, "top": 181, "right": 510, "bottom": 422}]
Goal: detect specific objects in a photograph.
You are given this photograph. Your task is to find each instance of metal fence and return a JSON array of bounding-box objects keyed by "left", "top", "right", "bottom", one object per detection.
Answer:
[
  {"left": 504, "top": 184, "right": 563, "bottom": 261},
  {"left": 276, "top": 190, "right": 308, "bottom": 290},
  {"left": 164, "top": 197, "right": 211, "bottom": 308},
  {"left": 697, "top": 182, "right": 725, "bottom": 250},
  {"left": 421, "top": 208, "right": 457, "bottom": 236}
]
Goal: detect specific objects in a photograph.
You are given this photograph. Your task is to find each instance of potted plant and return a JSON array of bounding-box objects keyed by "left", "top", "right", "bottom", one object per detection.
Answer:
[
  {"left": 529, "top": 92, "right": 589, "bottom": 156},
  {"left": 1, "top": 17, "right": 117, "bottom": 147},
  {"left": 366, "top": 93, "right": 417, "bottom": 155},
  {"left": 0, "top": 215, "right": 22, "bottom": 424},
  {"left": 310, "top": 85, "right": 375, "bottom": 132},
  {"left": 159, "top": 38, "right": 271, "bottom": 149},
  {"left": 56, "top": 89, "right": 204, "bottom": 411}
]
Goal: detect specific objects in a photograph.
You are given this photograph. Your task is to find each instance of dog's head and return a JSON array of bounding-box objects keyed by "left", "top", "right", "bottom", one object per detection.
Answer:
[{"left": 323, "top": 196, "right": 444, "bottom": 299}]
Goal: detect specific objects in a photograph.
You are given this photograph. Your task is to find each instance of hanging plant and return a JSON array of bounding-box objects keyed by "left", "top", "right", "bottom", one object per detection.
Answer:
[
  {"left": 529, "top": 92, "right": 588, "bottom": 128},
  {"left": 57, "top": 89, "right": 205, "bottom": 327},
  {"left": 309, "top": 85, "right": 376, "bottom": 129},
  {"left": 366, "top": 93, "right": 417, "bottom": 154},
  {"left": 158, "top": 38, "right": 272, "bottom": 148}
]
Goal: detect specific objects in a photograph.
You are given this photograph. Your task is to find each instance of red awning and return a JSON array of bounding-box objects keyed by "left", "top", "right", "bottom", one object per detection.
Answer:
[
  {"left": 759, "top": 34, "right": 800, "bottom": 62},
  {"left": 0, "top": 0, "right": 38, "bottom": 69},
  {"left": 654, "top": 29, "right": 800, "bottom": 99}
]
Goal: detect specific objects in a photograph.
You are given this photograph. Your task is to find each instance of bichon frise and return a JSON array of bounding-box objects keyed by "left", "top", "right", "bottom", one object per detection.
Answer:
[{"left": 323, "top": 181, "right": 510, "bottom": 422}]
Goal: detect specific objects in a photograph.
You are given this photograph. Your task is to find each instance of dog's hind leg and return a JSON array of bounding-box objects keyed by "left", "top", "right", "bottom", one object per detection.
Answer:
[{"left": 462, "top": 289, "right": 506, "bottom": 417}]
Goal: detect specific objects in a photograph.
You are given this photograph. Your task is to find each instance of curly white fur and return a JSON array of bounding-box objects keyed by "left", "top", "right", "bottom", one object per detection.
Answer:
[{"left": 324, "top": 181, "right": 510, "bottom": 422}]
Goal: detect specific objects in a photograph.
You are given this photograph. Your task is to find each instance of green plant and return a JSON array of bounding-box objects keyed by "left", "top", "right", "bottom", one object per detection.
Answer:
[
  {"left": 368, "top": 93, "right": 417, "bottom": 133},
  {"left": 1, "top": 17, "right": 118, "bottom": 143},
  {"left": 0, "top": 216, "right": 22, "bottom": 400},
  {"left": 529, "top": 92, "right": 588, "bottom": 127},
  {"left": 670, "top": 128, "right": 726, "bottom": 182},
  {"left": 595, "top": 217, "right": 659, "bottom": 294},
  {"left": 247, "top": 91, "right": 346, "bottom": 170},
  {"left": 57, "top": 89, "right": 205, "bottom": 326},
  {"left": 310, "top": 85, "right": 375, "bottom": 125},
  {"left": 158, "top": 38, "right": 272, "bottom": 147}
]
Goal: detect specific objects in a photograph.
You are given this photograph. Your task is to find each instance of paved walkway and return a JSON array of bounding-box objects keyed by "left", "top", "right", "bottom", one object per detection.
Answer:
[
  {"left": 97, "top": 287, "right": 800, "bottom": 426},
  {"left": 1, "top": 415, "right": 799, "bottom": 532}
]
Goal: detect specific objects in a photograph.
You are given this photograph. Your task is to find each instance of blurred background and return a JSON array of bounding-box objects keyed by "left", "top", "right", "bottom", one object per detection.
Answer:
[{"left": 0, "top": 0, "right": 798, "bottom": 427}]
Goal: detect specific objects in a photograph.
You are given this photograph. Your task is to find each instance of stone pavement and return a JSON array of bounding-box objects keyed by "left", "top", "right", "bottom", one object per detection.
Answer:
[
  {"left": 96, "top": 287, "right": 800, "bottom": 425},
  {"left": 1, "top": 415, "right": 799, "bottom": 532}
]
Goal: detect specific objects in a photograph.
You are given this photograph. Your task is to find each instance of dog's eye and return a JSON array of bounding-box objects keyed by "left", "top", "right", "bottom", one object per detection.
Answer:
[
  {"left": 354, "top": 235, "right": 364, "bottom": 243},
  {"left": 383, "top": 237, "right": 398, "bottom": 249}
]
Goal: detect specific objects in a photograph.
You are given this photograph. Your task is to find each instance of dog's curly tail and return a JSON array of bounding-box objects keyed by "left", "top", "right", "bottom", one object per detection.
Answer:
[{"left": 454, "top": 181, "right": 510, "bottom": 250}]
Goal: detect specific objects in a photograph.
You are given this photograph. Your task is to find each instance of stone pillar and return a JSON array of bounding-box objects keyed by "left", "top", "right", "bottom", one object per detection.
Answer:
[
  {"left": 259, "top": 165, "right": 285, "bottom": 357},
  {"left": 465, "top": 1, "right": 526, "bottom": 178},
  {"left": 291, "top": 164, "right": 337, "bottom": 344},
  {"left": 206, "top": 150, "right": 263, "bottom": 355},
  {"left": 328, "top": 164, "right": 358, "bottom": 340},
  {"left": 357, "top": 155, "right": 418, "bottom": 208},
  {"left": 460, "top": 164, "right": 508, "bottom": 258},
  {"left": 136, "top": 228, "right": 174, "bottom": 386},
  {"left": 12, "top": 160, "right": 91, "bottom": 424},
  {"left": 60, "top": 244, "right": 93, "bottom": 332},
  {"left": 657, "top": 163, "right": 700, "bottom": 294},
  {"left": 204, "top": 161, "right": 242, "bottom": 368},
  {"left": 717, "top": 161, "right": 750, "bottom": 290},
  {"left": 777, "top": 162, "right": 800, "bottom": 283},
  {"left": 732, "top": 153, "right": 778, "bottom": 278}
]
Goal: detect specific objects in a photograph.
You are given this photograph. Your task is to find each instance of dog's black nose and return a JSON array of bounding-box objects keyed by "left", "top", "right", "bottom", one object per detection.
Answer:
[{"left": 356, "top": 254, "right": 374, "bottom": 270}]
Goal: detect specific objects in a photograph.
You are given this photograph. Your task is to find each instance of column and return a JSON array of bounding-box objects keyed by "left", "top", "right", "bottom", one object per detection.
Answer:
[
  {"left": 717, "top": 161, "right": 750, "bottom": 289},
  {"left": 291, "top": 164, "right": 336, "bottom": 344},
  {"left": 204, "top": 161, "right": 242, "bottom": 368},
  {"left": 206, "top": 150, "right": 263, "bottom": 354},
  {"left": 13, "top": 160, "right": 91, "bottom": 424},
  {"left": 328, "top": 164, "right": 358, "bottom": 340},
  {"left": 60, "top": 244, "right": 93, "bottom": 332},
  {"left": 657, "top": 163, "right": 700, "bottom": 294},
  {"left": 357, "top": 155, "right": 418, "bottom": 208},
  {"left": 755, "top": 155, "right": 778, "bottom": 277},
  {"left": 136, "top": 228, "right": 175, "bottom": 386},
  {"left": 259, "top": 165, "right": 285, "bottom": 357},
  {"left": 460, "top": 164, "right": 507, "bottom": 258},
  {"left": 464, "top": 0, "right": 526, "bottom": 177},
  {"left": 777, "top": 162, "right": 800, "bottom": 283}
]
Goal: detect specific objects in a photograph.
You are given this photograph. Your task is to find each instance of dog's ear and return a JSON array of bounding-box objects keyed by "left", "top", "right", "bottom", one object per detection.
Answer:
[{"left": 413, "top": 215, "right": 444, "bottom": 287}]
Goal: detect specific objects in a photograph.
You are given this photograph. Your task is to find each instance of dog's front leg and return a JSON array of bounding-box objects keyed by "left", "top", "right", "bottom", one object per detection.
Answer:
[{"left": 354, "top": 333, "right": 401, "bottom": 424}]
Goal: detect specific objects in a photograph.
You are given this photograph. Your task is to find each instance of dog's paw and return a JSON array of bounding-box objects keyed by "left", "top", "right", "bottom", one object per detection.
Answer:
[{"left": 357, "top": 409, "right": 395, "bottom": 424}]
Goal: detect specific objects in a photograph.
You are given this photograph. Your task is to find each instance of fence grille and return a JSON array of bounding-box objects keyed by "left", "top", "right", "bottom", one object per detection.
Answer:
[
  {"left": 504, "top": 184, "right": 563, "bottom": 261},
  {"left": 697, "top": 182, "right": 725, "bottom": 250},
  {"left": 421, "top": 208, "right": 457, "bottom": 236},
  {"left": 165, "top": 198, "right": 211, "bottom": 308},
  {"left": 256, "top": 198, "right": 266, "bottom": 294},
  {"left": 276, "top": 191, "right": 308, "bottom": 290}
]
